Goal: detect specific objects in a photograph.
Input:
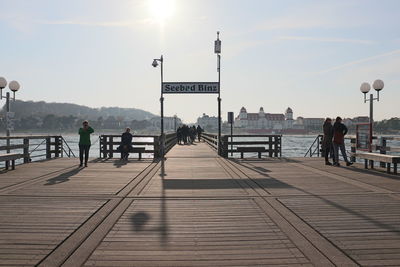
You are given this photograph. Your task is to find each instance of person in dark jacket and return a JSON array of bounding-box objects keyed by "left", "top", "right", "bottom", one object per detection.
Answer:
[
  {"left": 78, "top": 120, "right": 94, "bottom": 167},
  {"left": 333, "top": 117, "right": 353, "bottom": 167},
  {"left": 196, "top": 125, "right": 203, "bottom": 142},
  {"left": 322, "top": 118, "right": 333, "bottom": 165},
  {"left": 176, "top": 126, "right": 183, "bottom": 145},
  {"left": 119, "top": 127, "right": 133, "bottom": 160}
]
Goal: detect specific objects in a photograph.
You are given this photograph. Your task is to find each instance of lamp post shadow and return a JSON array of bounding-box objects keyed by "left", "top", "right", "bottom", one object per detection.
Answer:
[{"left": 130, "top": 158, "right": 169, "bottom": 246}]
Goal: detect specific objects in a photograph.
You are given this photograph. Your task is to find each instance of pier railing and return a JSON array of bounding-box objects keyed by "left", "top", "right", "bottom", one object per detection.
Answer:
[
  {"left": 0, "top": 135, "right": 73, "bottom": 166},
  {"left": 307, "top": 134, "right": 400, "bottom": 169},
  {"left": 304, "top": 135, "right": 323, "bottom": 157},
  {"left": 306, "top": 135, "right": 359, "bottom": 159},
  {"left": 202, "top": 133, "right": 282, "bottom": 158},
  {"left": 202, "top": 132, "right": 218, "bottom": 150},
  {"left": 99, "top": 133, "right": 177, "bottom": 159}
]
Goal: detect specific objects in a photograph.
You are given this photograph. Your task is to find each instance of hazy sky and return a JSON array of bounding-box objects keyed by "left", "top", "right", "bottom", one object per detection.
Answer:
[{"left": 1, "top": 0, "right": 399, "bottom": 123}]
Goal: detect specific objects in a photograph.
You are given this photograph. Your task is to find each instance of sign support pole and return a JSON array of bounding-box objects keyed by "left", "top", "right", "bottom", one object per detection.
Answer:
[
  {"left": 230, "top": 121, "right": 233, "bottom": 156},
  {"left": 217, "top": 52, "right": 222, "bottom": 157},
  {"left": 217, "top": 55, "right": 221, "bottom": 156},
  {"left": 160, "top": 55, "right": 165, "bottom": 158}
]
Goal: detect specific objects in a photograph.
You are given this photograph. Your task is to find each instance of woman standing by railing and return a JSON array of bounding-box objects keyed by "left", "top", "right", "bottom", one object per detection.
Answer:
[{"left": 79, "top": 120, "right": 94, "bottom": 167}]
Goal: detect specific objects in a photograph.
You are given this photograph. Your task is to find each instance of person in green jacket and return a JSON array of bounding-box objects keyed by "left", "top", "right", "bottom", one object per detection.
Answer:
[{"left": 79, "top": 120, "right": 94, "bottom": 167}]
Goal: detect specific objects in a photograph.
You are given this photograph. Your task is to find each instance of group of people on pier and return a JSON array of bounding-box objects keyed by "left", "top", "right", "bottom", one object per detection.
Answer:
[
  {"left": 322, "top": 116, "right": 353, "bottom": 167},
  {"left": 77, "top": 120, "right": 205, "bottom": 166},
  {"left": 176, "top": 125, "right": 203, "bottom": 145},
  {"left": 78, "top": 121, "right": 134, "bottom": 166},
  {"left": 78, "top": 117, "right": 354, "bottom": 167}
]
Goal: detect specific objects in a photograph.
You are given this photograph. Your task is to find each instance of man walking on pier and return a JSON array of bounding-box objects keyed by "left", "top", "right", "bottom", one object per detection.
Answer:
[
  {"left": 332, "top": 117, "right": 353, "bottom": 167},
  {"left": 78, "top": 120, "right": 94, "bottom": 167}
]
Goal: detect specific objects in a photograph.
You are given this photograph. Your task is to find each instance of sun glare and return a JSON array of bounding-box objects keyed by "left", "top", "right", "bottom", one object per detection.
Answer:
[{"left": 148, "top": 0, "right": 176, "bottom": 25}]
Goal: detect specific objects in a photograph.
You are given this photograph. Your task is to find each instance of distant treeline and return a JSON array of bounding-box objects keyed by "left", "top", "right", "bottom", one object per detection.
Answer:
[
  {"left": 1, "top": 100, "right": 156, "bottom": 121},
  {"left": 0, "top": 100, "right": 159, "bottom": 132},
  {"left": 374, "top": 117, "right": 400, "bottom": 133},
  {"left": 0, "top": 114, "right": 153, "bottom": 131}
]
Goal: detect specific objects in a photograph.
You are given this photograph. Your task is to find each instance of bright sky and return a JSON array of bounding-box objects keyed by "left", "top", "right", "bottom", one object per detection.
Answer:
[{"left": 1, "top": 0, "right": 399, "bottom": 123}]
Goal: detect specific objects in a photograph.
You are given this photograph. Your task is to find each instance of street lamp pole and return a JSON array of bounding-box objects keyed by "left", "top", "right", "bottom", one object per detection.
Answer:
[
  {"left": 360, "top": 79, "right": 384, "bottom": 152},
  {"left": 152, "top": 55, "right": 164, "bottom": 157},
  {"left": 0, "top": 77, "right": 21, "bottom": 168}
]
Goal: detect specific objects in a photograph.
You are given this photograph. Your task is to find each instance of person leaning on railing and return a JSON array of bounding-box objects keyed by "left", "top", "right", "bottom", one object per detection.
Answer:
[
  {"left": 322, "top": 118, "right": 333, "bottom": 165},
  {"left": 78, "top": 120, "right": 94, "bottom": 167},
  {"left": 333, "top": 116, "right": 353, "bottom": 167}
]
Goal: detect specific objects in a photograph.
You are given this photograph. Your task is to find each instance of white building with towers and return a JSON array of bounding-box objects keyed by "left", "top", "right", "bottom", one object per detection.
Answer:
[{"left": 235, "top": 107, "right": 295, "bottom": 130}]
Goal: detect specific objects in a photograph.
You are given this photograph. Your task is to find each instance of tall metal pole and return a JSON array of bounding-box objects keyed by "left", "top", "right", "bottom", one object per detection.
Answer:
[
  {"left": 6, "top": 92, "right": 10, "bottom": 169},
  {"left": 217, "top": 55, "right": 221, "bottom": 156},
  {"left": 160, "top": 55, "right": 164, "bottom": 157},
  {"left": 230, "top": 121, "right": 233, "bottom": 156},
  {"left": 6, "top": 92, "right": 10, "bottom": 147},
  {"left": 369, "top": 93, "right": 373, "bottom": 152}
]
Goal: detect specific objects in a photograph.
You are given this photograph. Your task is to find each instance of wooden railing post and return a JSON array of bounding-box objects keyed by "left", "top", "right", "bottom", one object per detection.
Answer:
[
  {"left": 109, "top": 136, "right": 114, "bottom": 158},
  {"left": 222, "top": 135, "right": 229, "bottom": 158},
  {"left": 23, "top": 138, "right": 29, "bottom": 163},
  {"left": 46, "top": 137, "right": 51, "bottom": 159},
  {"left": 268, "top": 136, "right": 273, "bottom": 157},
  {"left": 351, "top": 138, "right": 356, "bottom": 162},
  {"left": 274, "top": 136, "right": 279, "bottom": 157},
  {"left": 54, "top": 136, "right": 60, "bottom": 158},
  {"left": 380, "top": 137, "right": 387, "bottom": 168},
  {"left": 102, "top": 136, "right": 107, "bottom": 158},
  {"left": 154, "top": 136, "right": 160, "bottom": 159}
]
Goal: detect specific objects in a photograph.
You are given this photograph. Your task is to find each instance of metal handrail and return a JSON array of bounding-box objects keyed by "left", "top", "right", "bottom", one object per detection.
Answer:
[
  {"left": 304, "top": 135, "right": 323, "bottom": 157},
  {"left": 30, "top": 139, "right": 46, "bottom": 154},
  {"left": 60, "top": 136, "right": 76, "bottom": 158}
]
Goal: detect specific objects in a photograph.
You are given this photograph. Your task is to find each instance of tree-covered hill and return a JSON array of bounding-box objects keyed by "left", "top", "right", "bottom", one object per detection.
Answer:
[{"left": 2, "top": 100, "right": 156, "bottom": 121}]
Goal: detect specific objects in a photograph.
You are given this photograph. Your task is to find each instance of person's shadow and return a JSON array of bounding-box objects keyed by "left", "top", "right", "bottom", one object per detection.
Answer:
[{"left": 45, "top": 167, "right": 83, "bottom": 185}]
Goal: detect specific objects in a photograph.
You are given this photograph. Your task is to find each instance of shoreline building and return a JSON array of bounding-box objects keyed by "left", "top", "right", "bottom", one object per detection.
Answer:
[
  {"left": 150, "top": 116, "right": 182, "bottom": 131},
  {"left": 235, "top": 107, "right": 295, "bottom": 130},
  {"left": 197, "top": 113, "right": 219, "bottom": 129}
]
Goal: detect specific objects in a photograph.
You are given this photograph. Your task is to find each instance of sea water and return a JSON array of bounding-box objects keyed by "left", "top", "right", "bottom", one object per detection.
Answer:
[{"left": 1, "top": 134, "right": 399, "bottom": 166}]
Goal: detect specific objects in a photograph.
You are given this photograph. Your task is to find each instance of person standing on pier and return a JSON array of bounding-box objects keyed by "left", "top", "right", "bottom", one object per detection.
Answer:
[
  {"left": 78, "top": 120, "right": 94, "bottom": 167},
  {"left": 196, "top": 125, "right": 203, "bottom": 142},
  {"left": 322, "top": 118, "right": 333, "bottom": 165},
  {"left": 332, "top": 117, "right": 353, "bottom": 167}
]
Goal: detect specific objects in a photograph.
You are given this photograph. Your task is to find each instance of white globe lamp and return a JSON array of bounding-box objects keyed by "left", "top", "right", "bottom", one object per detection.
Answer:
[
  {"left": 8, "top": 80, "right": 21, "bottom": 101},
  {"left": 372, "top": 79, "right": 384, "bottom": 91},
  {"left": 360, "top": 82, "right": 371, "bottom": 94}
]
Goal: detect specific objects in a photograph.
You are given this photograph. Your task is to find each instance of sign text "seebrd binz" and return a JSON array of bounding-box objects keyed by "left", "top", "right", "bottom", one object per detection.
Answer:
[{"left": 162, "top": 82, "right": 219, "bottom": 94}]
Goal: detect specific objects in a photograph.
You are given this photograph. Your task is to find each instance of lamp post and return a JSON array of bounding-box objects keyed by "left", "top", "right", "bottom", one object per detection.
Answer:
[
  {"left": 152, "top": 56, "right": 164, "bottom": 157},
  {"left": 0, "top": 77, "right": 21, "bottom": 168},
  {"left": 359, "top": 79, "right": 384, "bottom": 151},
  {"left": 215, "top": 31, "right": 222, "bottom": 155}
]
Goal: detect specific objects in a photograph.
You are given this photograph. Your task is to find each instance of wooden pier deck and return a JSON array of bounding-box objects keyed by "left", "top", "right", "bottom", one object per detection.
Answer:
[{"left": 1, "top": 142, "right": 400, "bottom": 266}]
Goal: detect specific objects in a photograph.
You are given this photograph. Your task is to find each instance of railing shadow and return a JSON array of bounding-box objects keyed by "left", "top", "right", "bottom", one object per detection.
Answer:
[
  {"left": 44, "top": 166, "right": 83, "bottom": 185},
  {"left": 231, "top": 159, "right": 400, "bottom": 235}
]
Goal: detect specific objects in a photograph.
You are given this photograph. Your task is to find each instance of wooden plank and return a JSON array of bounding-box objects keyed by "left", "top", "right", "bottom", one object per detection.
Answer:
[{"left": 0, "top": 142, "right": 399, "bottom": 266}]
